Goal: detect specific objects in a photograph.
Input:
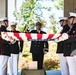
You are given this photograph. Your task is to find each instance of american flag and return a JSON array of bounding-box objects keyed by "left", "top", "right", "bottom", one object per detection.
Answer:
[{"left": 1, "top": 32, "right": 68, "bottom": 42}]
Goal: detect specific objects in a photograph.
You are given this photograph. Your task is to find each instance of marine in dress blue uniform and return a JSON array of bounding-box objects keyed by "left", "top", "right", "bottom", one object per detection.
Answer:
[
  {"left": 8, "top": 22, "right": 24, "bottom": 75},
  {"left": 56, "top": 17, "right": 70, "bottom": 75},
  {"left": 65, "top": 12, "right": 76, "bottom": 75},
  {"left": 0, "top": 18, "right": 11, "bottom": 75}
]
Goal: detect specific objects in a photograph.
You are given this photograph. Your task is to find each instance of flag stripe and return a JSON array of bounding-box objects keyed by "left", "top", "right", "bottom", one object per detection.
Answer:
[
  {"left": 25, "top": 33, "right": 32, "bottom": 40},
  {"left": 14, "top": 32, "right": 23, "bottom": 41},
  {"left": 47, "top": 34, "right": 54, "bottom": 40},
  {"left": 37, "top": 34, "right": 42, "bottom": 40}
]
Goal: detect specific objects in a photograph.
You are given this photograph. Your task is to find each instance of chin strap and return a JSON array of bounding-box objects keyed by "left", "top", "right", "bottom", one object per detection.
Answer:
[
  {"left": 61, "top": 20, "right": 64, "bottom": 27},
  {"left": 71, "top": 18, "right": 75, "bottom": 25}
]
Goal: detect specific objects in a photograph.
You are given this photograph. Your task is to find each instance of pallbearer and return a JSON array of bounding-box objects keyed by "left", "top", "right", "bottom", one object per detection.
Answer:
[
  {"left": 56, "top": 17, "right": 70, "bottom": 75},
  {"left": 64, "top": 12, "right": 76, "bottom": 75},
  {"left": 8, "top": 22, "right": 24, "bottom": 75},
  {"left": 0, "top": 18, "right": 11, "bottom": 75}
]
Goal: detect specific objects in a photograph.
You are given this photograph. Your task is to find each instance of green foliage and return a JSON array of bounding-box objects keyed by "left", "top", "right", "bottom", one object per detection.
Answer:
[
  {"left": 43, "top": 41, "right": 60, "bottom": 70},
  {"left": 18, "top": 25, "right": 25, "bottom": 32},
  {"left": 54, "top": 0, "right": 64, "bottom": 10},
  {"left": 43, "top": 58, "right": 59, "bottom": 70},
  {"left": 49, "top": 15, "right": 57, "bottom": 33},
  {"left": 52, "top": 26, "right": 57, "bottom": 33},
  {"left": 14, "top": 0, "right": 63, "bottom": 32},
  {"left": 14, "top": 0, "right": 54, "bottom": 32},
  {"left": 20, "top": 0, "right": 36, "bottom": 32},
  {"left": 22, "top": 53, "right": 29, "bottom": 57},
  {"left": 13, "top": 11, "right": 17, "bottom": 20},
  {"left": 51, "top": 0, "right": 63, "bottom": 10}
]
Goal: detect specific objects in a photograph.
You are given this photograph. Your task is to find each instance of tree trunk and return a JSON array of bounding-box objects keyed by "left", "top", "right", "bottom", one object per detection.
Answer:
[{"left": 14, "top": 0, "right": 21, "bottom": 26}]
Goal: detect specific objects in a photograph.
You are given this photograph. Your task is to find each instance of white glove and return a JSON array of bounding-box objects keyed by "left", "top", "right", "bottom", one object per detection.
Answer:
[
  {"left": 19, "top": 52, "right": 22, "bottom": 55},
  {"left": 61, "top": 33, "right": 68, "bottom": 40},
  {"left": 1, "top": 32, "right": 16, "bottom": 44},
  {"left": 43, "top": 48, "right": 48, "bottom": 54},
  {"left": 19, "top": 52, "right": 22, "bottom": 57},
  {"left": 55, "top": 38, "right": 60, "bottom": 43},
  {"left": 55, "top": 33, "right": 68, "bottom": 42},
  {"left": 10, "top": 39, "right": 16, "bottom": 44},
  {"left": 1, "top": 32, "right": 10, "bottom": 41}
]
